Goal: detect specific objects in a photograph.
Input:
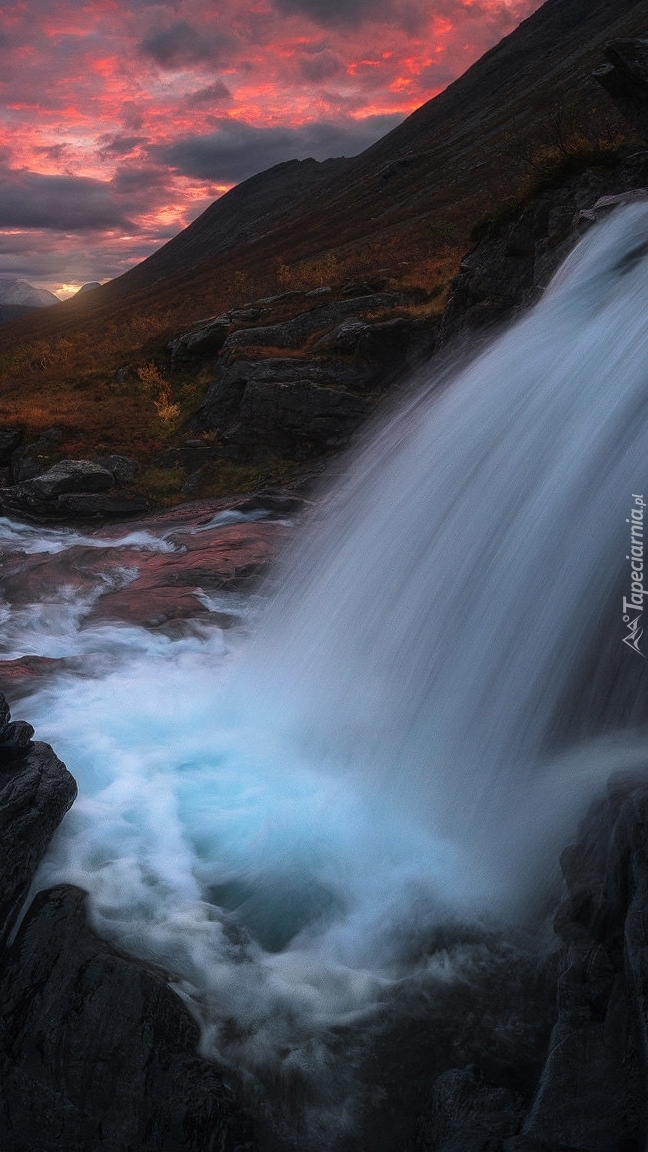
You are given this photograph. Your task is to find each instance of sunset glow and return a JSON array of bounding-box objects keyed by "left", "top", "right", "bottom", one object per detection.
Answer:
[{"left": 0, "top": 0, "right": 543, "bottom": 293}]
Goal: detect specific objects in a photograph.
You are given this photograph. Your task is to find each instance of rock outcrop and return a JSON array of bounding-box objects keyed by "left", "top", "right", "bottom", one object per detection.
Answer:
[
  {"left": 509, "top": 776, "right": 648, "bottom": 1152},
  {"left": 190, "top": 292, "right": 437, "bottom": 460},
  {"left": 440, "top": 146, "right": 648, "bottom": 343}
]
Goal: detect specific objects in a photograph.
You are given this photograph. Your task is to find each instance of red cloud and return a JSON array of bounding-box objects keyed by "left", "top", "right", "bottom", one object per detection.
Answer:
[{"left": 0, "top": 0, "right": 543, "bottom": 293}]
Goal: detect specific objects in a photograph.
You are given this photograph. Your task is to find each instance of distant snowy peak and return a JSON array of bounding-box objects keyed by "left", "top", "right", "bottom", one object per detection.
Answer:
[{"left": 0, "top": 279, "right": 59, "bottom": 307}]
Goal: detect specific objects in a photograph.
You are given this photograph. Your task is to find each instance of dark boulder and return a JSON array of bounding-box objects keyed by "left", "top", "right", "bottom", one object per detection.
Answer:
[
  {"left": 12, "top": 459, "right": 114, "bottom": 500},
  {"left": 0, "top": 886, "right": 253, "bottom": 1152},
  {"left": 315, "top": 315, "right": 436, "bottom": 373},
  {"left": 168, "top": 316, "right": 232, "bottom": 361},
  {"left": 0, "top": 460, "right": 150, "bottom": 521}
]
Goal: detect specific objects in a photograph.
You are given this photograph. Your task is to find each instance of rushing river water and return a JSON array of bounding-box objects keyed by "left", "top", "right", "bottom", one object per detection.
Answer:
[{"left": 3, "top": 203, "right": 648, "bottom": 1142}]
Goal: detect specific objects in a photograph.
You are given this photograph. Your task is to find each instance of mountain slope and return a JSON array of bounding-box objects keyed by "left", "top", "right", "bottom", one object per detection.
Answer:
[
  {"left": 0, "top": 0, "right": 646, "bottom": 462},
  {"left": 104, "top": 0, "right": 648, "bottom": 298},
  {"left": 115, "top": 156, "right": 350, "bottom": 292}
]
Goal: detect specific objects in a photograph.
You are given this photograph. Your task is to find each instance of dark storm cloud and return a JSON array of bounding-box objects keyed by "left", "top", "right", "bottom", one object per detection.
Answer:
[
  {"left": 0, "top": 169, "right": 134, "bottom": 231},
  {"left": 151, "top": 113, "right": 403, "bottom": 183},
  {"left": 98, "top": 134, "right": 149, "bottom": 160},
  {"left": 298, "top": 49, "right": 343, "bottom": 82},
  {"left": 139, "top": 20, "right": 237, "bottom": 68},
  {"left": 272, "top": 0, "right": 426, "bottom": 30},
  {"left": 110, "top": 164, "right": 170, "bottom": 195},
  {"left": 185, "top": 81, "right": 232, "bottom": 107}
]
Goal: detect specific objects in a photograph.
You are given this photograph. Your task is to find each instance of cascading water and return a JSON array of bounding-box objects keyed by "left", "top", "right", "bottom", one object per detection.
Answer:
[{"left": 5, "top": 202, "right": 648, "bottom": 1140}]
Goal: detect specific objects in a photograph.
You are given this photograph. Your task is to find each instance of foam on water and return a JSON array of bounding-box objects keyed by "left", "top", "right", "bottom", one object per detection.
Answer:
[{"left": 6, "top": 203, "right": 648, "bottom": 1134}]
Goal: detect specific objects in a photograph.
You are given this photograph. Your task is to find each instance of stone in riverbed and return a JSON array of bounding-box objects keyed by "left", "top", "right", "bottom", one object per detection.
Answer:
[{"left": 14, "top": 459, "right": 115, "bottom": 499}]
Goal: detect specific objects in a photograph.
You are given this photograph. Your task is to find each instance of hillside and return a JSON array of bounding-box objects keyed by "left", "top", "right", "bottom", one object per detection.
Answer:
[{"left": 0, "top": 0, "right": 646, "bottom": 488}]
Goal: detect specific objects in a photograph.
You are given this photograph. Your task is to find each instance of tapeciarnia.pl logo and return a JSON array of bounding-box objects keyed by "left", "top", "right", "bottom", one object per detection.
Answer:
[{"left": 622, "top": 493, "right": 646, "bottom": 657}]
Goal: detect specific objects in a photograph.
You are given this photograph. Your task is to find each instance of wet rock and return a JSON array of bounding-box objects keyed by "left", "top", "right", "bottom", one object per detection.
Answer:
[
  {"left": 83, "top": 510, "right": 290, "bottom": 628},
  {"left": 0, "top": 656, "right": 68, "bottom": 694},
  {"left": 421, "top": 1067, "right": 525, "bottom": 1151},
  {"left": 0, "top": 725, "right": 76, "bottom": 949},
  {"left": 573, "top": 187, "right": 648, "bottom": 230},
  {"left": 594, "top": 39, "right": 648, "bottom": 142},
  {"left": 0, "top": 721, "right": 35, "bottom": 754},
  {"left": 0, "top": 885, "right": 253, "bottom": 1152},
  {"left": 0, "top": 695, "right": 10, "bottom": 738}
]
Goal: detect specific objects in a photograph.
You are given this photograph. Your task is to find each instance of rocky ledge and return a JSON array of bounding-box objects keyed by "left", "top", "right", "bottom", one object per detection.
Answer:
[
  {"left": 175, "top": 288, "right": 437, "bottom": 462},
  {"left": 441, "top": 39, "right": 648, "bottom": 343}
]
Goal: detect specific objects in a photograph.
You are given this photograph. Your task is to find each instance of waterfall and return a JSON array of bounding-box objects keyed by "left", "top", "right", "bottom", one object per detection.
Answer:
[{"left": 9, "top": 201, "right": 648, "bottom": 1129}]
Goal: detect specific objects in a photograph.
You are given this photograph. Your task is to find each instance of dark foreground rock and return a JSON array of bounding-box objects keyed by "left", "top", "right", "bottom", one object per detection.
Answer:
[
  {"left": 0, "top": 886, "right": 253, "bottom": 1152},
  {"left": 511, "top": 777, "right": 648, "bottom": 1152}
]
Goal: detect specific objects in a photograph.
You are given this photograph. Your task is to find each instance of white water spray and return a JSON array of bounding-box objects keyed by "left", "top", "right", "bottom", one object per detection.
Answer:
[{"left": 5, "top": 204, "right": 648, "bottom": 1123}]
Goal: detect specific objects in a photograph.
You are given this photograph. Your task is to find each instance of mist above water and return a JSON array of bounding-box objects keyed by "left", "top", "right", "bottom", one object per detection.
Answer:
[{"left": 5, "top": 203, "right": 648, "bottom": 1135}]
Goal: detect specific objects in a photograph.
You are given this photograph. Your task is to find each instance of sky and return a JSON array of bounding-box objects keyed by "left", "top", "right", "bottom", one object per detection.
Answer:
[{"left": 0, "top": 0, "right": 543, "bottom": 297}]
